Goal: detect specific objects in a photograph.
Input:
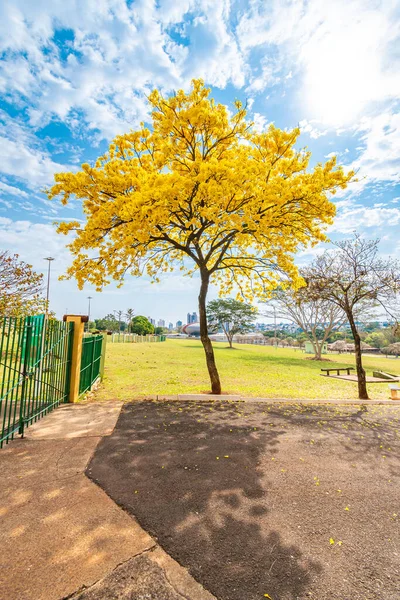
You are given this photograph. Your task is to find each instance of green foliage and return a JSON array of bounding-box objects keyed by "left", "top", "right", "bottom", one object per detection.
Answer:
[
  {"left": 364, "top": 331, "right": 387, "bottom": 349},
  {"left": 207, "top": 298, "right": 257, "bottom": 347},
  {"left": 131, "top": 315, "right": 154, "bottom": 335},
  {"left": 95, "top": 314, "right": 119, "bottom": 332}
]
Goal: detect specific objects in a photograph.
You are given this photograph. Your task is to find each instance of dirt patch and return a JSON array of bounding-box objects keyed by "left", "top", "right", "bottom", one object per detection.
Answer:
[{"left": 88, "top": 401, "right": 400, "bottom": 600}]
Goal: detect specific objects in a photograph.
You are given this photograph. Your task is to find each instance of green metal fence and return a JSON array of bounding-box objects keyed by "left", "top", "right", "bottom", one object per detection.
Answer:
[
  {"left": 0, "top": 316, "right": 74, "bottom": 447},
  {"left": 79, "top": 334, "right": 104, "bottom": 394}
]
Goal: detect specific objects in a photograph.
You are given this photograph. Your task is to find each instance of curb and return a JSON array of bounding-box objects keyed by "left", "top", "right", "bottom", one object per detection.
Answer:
[{"left": 124, "top": 394, "right": 400, "bottom": 406}]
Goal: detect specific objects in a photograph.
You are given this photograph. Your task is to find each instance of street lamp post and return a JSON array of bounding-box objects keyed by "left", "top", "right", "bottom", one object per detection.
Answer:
[
  {"left": 44, "top": 257, "right": 55, "bottom": 315},
  {"left": 38, "top": 258, "right": 55, "bottom": 388},
  {"left": 87, "top": 296, "right": 93, "bottom": 332}
]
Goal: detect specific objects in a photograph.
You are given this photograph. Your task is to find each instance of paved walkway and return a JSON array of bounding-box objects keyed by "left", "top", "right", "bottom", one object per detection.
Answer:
[
  {"left": 88, "top": 400, "right": 400, "bottom": 600},
  {"left": 0, "top": 402, "right": 215, "bottom": 600}
]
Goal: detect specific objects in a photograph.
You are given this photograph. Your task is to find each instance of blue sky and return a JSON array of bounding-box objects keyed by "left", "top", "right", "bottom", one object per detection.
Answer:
[{"left": 0, "top": 0, "right": 399, "bottom": 323}]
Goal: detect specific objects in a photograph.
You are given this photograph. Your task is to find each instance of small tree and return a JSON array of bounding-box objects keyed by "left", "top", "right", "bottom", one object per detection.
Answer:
[
  {"left": 207, "top": 298, "right": 257, "bottom": 348},
  {"left": 305, "top": 234, "right": 400, "bottom": 399},
  {"left": 264, "top": 284, "right": 347, "bottom": 360},
  {"left": 95, "top": 313, "right": 119, "bottom": 332},
  {"left": 365, "top": 330, "right": 392, "bottom": 349},
  {"left": 48, "top": 80, "right": 353, "bottom": 394},
  {"left": 382, "top": 342, "right": 400, "bottom": 357},
  {"left": 131, "top": 315, "right": 154, "bottom": 336},
  {"left": 0, "top": 251, "right": 46, "bottom": 317},
  {"left": 125, "top": 308, "right": 135, "bottom": 333}
]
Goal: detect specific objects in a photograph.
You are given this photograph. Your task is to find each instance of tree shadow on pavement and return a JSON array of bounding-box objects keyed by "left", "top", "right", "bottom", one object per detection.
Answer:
[{"left": 88, "top": 401, "right": 322, "bottom": 600}]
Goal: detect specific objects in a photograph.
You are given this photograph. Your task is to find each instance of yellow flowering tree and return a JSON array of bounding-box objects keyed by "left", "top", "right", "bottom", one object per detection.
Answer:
[{"left": 48, "top": 80, "right": 353, "bottom": 394}]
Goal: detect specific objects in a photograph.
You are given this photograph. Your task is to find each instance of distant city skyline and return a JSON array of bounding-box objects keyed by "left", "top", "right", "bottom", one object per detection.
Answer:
[{"left": 187, "top": 312, "right": 198, "bottom": 325}]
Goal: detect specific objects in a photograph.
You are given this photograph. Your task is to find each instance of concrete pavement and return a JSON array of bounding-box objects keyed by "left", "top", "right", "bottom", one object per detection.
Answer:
[{"left": 0, "top": 401, "right": 215, "bottom": 600}]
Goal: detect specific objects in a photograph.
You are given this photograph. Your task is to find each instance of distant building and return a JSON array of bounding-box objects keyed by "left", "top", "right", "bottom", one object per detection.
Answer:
[
  {"left": 183, "top": 322, "right": 201, "bottom": 336},
  {"left": 158, "top": 319, "right": 165, "bottom": 327},
  {"left": 187, "top": 312, "right": 198, "bottom": 324},
  {"left": 176, "top": 320, "right": 183, "bottom": 328},
  {"left": 305, "top": 341, "right": 328, "bottom": 354},
  {"left": 148, "top": 317, "right": 156, "bottom": 326},
  {"left": 168, "top": 322, "right": 173, "bottom": 330}
]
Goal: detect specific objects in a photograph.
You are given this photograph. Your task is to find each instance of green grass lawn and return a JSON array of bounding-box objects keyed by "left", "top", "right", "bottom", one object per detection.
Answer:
[{"left": 96, "top": 339, "right": 400, "bottom": 401}]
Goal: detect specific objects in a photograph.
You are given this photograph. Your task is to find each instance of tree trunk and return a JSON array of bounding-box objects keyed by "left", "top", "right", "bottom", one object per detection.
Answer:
[
  {"left": 347, "top": 310, "right": 369, "bottom": 400},
  {"left": 312, "top": 339, "right": 322, "bottom": 360},
  {"left": 198, "top": 269, "right": 222, "bottom": 394},
  {"left": 314, "top": 345, "right": 322, "bottom": 360},
  {"left": 308, "top": 334, "right": 322, "bottom": 360}
]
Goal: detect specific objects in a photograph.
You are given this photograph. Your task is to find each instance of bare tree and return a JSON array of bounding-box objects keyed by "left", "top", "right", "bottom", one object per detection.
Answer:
[
  {"left": 264, "top": 285, "right": 347, "bottom": 360},
  {"left": 304, "top": 234, "right": 400, "bottom": 399}
]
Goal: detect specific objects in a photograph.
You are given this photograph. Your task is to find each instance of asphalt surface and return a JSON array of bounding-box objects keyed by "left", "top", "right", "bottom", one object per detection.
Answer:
[{"left": 88, "top": 401, "right": 400, "bottom": 600}]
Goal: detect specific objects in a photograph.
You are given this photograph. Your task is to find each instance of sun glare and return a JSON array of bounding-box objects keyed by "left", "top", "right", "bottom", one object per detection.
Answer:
[{"left": 302, "top": 14, "right": 386, "bottom": 125}]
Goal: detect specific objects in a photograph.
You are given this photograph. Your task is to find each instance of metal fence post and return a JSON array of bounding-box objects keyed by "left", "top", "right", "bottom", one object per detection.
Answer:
[
  {"left": 99, "top": 332, "right": 107, "bottom": 380},
  {"left": 63, "top": 315, "right": 87, "bottom": 403},
  {"left": 19, "top": 317, "right": 33, "bottom": 437},
  {"left": 89, "top": 336, "right": 96, "bottom": 385}
]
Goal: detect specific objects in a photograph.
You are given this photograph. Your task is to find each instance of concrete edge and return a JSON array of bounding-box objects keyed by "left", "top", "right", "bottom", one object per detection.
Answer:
[
  {"left": 66, "top": 546, "right": 216, "bottom": 600},
  {"left": 150, "top": 546, "right": 216, "bottom": 600},
  {"left": 119, "top": 394, "right": 400, "bottom": 406}
]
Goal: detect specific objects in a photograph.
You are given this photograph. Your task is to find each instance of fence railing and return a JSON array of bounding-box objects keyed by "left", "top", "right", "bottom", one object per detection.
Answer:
[
  {"left": 0, "top": 316, "right": 74, "bottom": 447},
  {"left": 109, "top": 333, "right": 166, "bottom": 343},
  {"left": 79, "top": 334, "right": 104, "bottom": 394},
  {"left": 1, "top": 315, "right": 107, "bottom": 448}
]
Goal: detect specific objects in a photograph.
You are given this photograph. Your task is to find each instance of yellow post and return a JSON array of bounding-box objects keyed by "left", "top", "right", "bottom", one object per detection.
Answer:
[{"left": 63, "top": 315, "right": 88, "bottom": 403}]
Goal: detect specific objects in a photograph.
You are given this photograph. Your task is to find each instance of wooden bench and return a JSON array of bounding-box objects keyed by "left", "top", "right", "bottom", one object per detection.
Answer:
[{"left": 321, "top": 367, "right": 355, "bottom": 377}]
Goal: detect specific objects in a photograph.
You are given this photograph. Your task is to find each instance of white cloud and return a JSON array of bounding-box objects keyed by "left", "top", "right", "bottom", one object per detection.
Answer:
[
  {"left": 349, "top": 109, "right": 400, "bottom": 186},
  {"left": 245, "top": 57, "right": 280, "bottom": 94},
  {"left": 252, "top": 112, "right": 272, "bottom": 132},
  {"left": 0, "top": 199, "right": 12, "bottom": 209},
  {"left": 299, "top": 119, "right": 328, "bottom": 139},
  {"left": 237, "top": 0, "right": 400, "bottom": 126},
  {"left": 0, "top": 181, "right": 28, "bottom": 197},
  {"left": 0, "top": 0, "right": 245, "bottom": 140},
  {"left": 331, "top": 205, "right": 400, "bottom": 234},
  {"left": 0, "top": 133, "right": 69, "bottom": 188},
  {"left": 0, "top": 112, "right": 73, "bottom": 188}
]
